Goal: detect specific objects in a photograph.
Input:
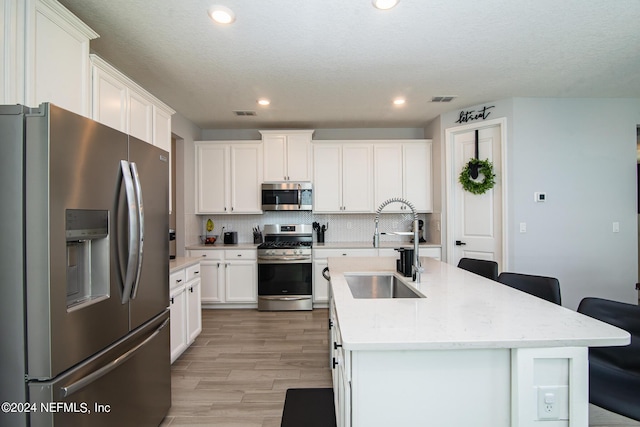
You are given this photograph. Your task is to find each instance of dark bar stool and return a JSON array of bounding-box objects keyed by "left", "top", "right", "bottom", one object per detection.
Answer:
[
  {"left": 497, "top": 272, "right": 561, "bottom": 305},
  {"left": 457, "top": 258, "right": 498, "bottom": 281},
  {"left": 577, "top": 297, "right": 640, "bottom": 421}
]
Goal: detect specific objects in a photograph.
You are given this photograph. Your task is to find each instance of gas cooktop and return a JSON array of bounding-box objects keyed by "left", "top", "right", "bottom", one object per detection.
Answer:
[{"left": 257, "top": 241, "right": 312, "bottom": 250}]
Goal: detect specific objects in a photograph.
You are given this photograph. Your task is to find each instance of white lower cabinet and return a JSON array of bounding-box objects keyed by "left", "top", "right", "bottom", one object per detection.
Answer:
[
  {"left": 313, "top": 249, "right": 377, "bottom": 306},
  {"left": 189, "top": 249, "right": 257, "bottom": 307},
  {"left": 169, "top": 263, "right": 202, "bottom": 363},
  {"left": 169, "top": 273, "right": 187, "bottom": 363},
  {"left": 330, "top": 299, "right": 351, "bottom": 427}
]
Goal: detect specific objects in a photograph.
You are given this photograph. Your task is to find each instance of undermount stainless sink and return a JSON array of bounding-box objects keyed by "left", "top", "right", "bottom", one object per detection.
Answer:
[{"left": 344, "top": 274, "right": 424, "bottom": 299}]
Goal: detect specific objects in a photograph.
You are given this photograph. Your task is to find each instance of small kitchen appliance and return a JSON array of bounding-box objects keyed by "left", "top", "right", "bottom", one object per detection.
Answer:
[
  {"left": 410, "top": 219, "right": 426, "bottom": 243},
  {"left": 224, "top": 231, "right": 238, "bottom": 244},
  {"left": 261, "top": 182, "right": 312, "bottom": 211},
  {"left": 395, "top": 248, "right": 415, "bottom": 277}
]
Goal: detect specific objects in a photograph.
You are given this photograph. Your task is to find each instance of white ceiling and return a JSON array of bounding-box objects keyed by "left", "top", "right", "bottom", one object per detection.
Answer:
[{"left": 58, "top": 0, "right": 640, "bottom": 130}]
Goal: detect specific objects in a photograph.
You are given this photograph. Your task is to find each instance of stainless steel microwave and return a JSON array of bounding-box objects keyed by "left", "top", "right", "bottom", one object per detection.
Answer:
[{"left": 261, "top": 182, "right": 312, "bottom": 211}]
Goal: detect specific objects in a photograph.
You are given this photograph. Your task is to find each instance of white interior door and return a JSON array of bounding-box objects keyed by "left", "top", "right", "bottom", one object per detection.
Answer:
[{"left": 449, "top": 123, "right": 504, "bottom": 268}]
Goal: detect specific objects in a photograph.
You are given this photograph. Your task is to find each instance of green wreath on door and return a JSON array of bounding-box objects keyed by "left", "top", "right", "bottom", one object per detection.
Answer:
[{"left": 458, "top": 158, "right": 495, "bottom": 195}]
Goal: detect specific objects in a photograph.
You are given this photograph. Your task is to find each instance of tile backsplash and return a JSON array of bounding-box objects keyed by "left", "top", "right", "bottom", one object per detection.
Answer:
[{"left": 193, "top": 211, "right": 441, "bottom": 245}]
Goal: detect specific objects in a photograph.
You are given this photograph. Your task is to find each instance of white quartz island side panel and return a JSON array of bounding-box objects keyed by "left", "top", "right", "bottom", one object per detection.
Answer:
[{"left": 327, "top": 257, "right": 630, "bottom": 427}]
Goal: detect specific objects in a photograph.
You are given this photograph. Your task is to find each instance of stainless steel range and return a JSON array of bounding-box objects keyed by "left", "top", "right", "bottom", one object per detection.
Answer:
[{"left": 257, "top": 224, "right": 313, "bottom": 311}]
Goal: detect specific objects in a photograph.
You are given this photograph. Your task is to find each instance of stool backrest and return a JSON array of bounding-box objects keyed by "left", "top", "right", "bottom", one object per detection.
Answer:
[
  {"left": 577, "top": 297, "right": 640, "bottom": 372},
  {"left": 497, "top": 272, "right": 561, "bottom": 305},
  {"left": 457, "top": 258, "right": 498, "bottom": 281}
]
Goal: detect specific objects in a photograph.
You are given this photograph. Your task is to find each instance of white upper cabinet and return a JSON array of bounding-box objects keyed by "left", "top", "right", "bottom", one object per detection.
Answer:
[
  {"left": 195, "top": 141, "right": 263, "bottom": 214},
  {"left": 90, "top": 55, "right": 174, "bottom": 147},
  {"left": 195, "top": 143, "right": 228, "bottom": 214},
  {"left": 230, "top": 144, "right": 263, "bottom": 213},
  {"left": 260, "top": 130, "right": 314, "bottom": 181},
  {"left": 403, "top": 142, "right": 432, "bottom": 212},
  {"left": 2, "top": 0, "right": 98, "bottom": 116},
  {"left": 313, "top": 143, "right": 373, "bottom": 213},
  {"left": 374, "top": 141, "right": 432, "bottom": 213}
]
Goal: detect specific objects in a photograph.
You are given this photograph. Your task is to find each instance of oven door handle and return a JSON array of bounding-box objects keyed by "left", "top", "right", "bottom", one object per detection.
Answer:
[
  {"left": 258, "top": 256, "right": 311, "bottom": 262},
  {"left": 259, "top": 296, "right": 311, "bottom": 302}
]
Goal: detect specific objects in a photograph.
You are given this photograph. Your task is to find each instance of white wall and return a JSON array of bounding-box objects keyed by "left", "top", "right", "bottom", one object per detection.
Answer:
[
  {"left": 171, "top": 111, "right": 202, "bottom": 256},
  {"left": 440, "top": 98, "right": 640, "bottom": 308}
]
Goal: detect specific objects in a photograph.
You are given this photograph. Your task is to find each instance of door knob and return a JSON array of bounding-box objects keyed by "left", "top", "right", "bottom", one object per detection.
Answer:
[{"left": 455, "top": 240, "right": 467, "bottom": 246}]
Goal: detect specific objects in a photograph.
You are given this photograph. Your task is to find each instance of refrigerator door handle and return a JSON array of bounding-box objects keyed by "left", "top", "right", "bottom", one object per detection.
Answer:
[
  {"left": 120, "top": 160, "right": 139, "bottom": 304},
  {"left": 129, "top": 162, "right": 145, "bottom": 299},
  {"left": 59, "top": 318, "right": 169, "bottom": 399}
]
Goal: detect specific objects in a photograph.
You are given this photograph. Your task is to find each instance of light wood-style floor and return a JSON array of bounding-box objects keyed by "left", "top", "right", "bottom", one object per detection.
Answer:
[
  {"left": 161, "top": 309, "right": 332, "bottom": 427},
  {"left": 160, "top": 308, "right": 640, "bottom": 427}
]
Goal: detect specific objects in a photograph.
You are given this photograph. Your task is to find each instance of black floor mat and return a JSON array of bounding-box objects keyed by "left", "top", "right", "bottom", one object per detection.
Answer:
[{"left": 281, "top": 388, "right": 337, "bottom": 427}]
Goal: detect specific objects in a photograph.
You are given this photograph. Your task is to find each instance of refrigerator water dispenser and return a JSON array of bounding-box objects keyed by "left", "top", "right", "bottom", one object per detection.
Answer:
[{"left": 65, "top": 209, "right": 110, "bottom": 311}]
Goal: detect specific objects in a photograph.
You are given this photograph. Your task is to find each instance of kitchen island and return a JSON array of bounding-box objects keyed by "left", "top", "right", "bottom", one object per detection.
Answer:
[{"left": 327, "top": 257, "right": 630, "bottom": 427}]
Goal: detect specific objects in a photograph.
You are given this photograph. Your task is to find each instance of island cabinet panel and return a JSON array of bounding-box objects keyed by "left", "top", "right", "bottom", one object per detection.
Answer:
[{"left": 348, "top": 350, "right": 511, "bottom": 427}]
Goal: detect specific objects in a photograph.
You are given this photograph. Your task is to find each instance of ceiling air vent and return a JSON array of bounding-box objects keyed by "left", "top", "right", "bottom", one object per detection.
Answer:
[
  {"left": 233, "top": 110, "right": 257, "bottom": 116},
  {"left": 431, "top": 96, "right": 456, "bottom": 103}
]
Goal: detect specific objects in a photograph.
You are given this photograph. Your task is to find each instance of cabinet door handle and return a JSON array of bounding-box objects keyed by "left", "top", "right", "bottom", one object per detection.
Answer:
[
  {"left": 194, "top": 271, "right": 200, "bottom": 274},
  {"left": 328, "top": 319, "right": 333, "bottom": 329},
  {"left": 332, "top": 357, "right": 338, "bottom": 369},
  {"left": 189, "top": 287, "right": 194, "bottom": 293},
  {"left": 176, "top": 279, "right": 182, "bottom": 283},
  {"left": 170, "top": 297, "right": 174, "bottom": 304},
  {"left": 333, "top": 342, "right": 342, "bottom": 350}
]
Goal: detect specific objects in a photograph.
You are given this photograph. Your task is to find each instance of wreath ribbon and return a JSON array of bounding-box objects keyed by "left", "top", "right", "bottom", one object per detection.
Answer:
[{"left": 458, "top": 130, "right": 496, "bottom": 195}]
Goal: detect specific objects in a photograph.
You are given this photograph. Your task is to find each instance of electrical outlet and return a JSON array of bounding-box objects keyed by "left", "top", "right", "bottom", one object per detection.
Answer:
[{"left": 537, "top": 386, "right": 561, "bottom": 420}]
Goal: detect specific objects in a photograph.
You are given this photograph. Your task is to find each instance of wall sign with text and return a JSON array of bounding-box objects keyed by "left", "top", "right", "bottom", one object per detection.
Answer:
[{"left": 455, "top": 105, "right": 495, "bottom": 124}]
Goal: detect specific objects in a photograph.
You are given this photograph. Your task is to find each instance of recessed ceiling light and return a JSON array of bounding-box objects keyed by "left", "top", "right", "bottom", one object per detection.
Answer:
[
  {"left": 373, "top": 0, "right": 399, "bottom": 10},
  {"left": 208, "top": 5, "right": 235, "bottom": 24},
  {"left": 257, "top": 99, "right": 270, "bottom": 106},
  {"left": 393, "top": 98, "right": 406, "bottom": 106}
]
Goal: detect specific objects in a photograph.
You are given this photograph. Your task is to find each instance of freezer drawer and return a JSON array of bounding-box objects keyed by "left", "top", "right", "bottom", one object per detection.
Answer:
[{"left": 28, "top": 310, "right": 171, "bottom": 427}]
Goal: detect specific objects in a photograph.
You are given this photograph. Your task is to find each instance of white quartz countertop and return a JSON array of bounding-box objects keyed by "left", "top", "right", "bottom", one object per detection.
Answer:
[
  {"left": 328, "top": 257, "right": 630, "bottom": 351},
  {"left": 186, "top": 243, "right": 260, "bottom": 250},
  {"left": 314, "top": 241, "right": 441, "bottom": 249},
  {"left": 169, "top": 257, "right": 201, "bottom": 273}
]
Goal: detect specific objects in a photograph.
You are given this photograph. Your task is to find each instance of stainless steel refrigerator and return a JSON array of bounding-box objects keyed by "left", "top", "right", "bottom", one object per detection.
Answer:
[{"left": 0, "top": 103, "right": 171, "bottom": 427}]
